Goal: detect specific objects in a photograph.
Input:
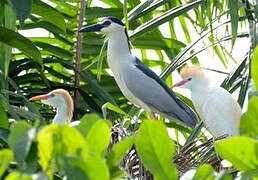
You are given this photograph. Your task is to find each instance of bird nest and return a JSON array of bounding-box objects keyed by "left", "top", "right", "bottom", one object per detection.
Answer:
[{"left": 109, "top": 124, "right": 228, "bottom": 179}]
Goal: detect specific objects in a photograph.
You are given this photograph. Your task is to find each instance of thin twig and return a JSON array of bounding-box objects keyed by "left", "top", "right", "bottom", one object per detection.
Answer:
[{"left": 74, "top": 0, "right": 85, "bottom": 120}]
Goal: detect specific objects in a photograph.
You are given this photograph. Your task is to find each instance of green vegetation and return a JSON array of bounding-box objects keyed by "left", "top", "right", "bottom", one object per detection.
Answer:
[{"left": 0, "top": 0, "right": 257, "bottom": 179}]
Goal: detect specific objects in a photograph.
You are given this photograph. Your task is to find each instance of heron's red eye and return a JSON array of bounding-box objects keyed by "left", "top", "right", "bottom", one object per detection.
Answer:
[{"left": 104, "top": 21, "right": 111, "bottom": 26}]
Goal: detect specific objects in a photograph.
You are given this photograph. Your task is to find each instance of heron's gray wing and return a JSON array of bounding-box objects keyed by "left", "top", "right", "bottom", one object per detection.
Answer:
[{"left": 123, "top": 57, "right": 198, "bottom": 128}]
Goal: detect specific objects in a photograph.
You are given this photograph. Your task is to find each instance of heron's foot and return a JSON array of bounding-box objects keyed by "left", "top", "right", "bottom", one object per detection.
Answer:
[{"left": 149, "top": 112, "right": 156, "bottom": 120}]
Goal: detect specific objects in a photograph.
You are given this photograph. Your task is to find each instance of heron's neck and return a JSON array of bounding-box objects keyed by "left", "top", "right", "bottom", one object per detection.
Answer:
[
  {"left": 52, "top": 103, "right": 68, "bottom": 125},
  {"left": 191, "top": 78, "right": 210, "bottom": 92},
  {"left": 107, "top": 30, "right": 131, "bottom": 59}
]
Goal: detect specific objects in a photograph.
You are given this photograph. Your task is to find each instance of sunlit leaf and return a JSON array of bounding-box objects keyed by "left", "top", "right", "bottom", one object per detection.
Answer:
[
  {"left": 107, "top": 136, "right": 134, "bottom": 168},
  {"left": 239, "top": 96, "right": 258, "bottom": 139},
  {"left": 0, "top": 149, "right": 13, "bottom": 179},
  {"left": 85, "top": 120, "right": 110, "bottom": 158},
  {"left": 136, "top": 120, "right": 177, "bottom": 179},
  {"left": 215, "top": 136, "right": 258, "bottom": 172},
  {"left": 81, "top": 153, "right": 110, "bottom": 180},
  {"left": 75, "top": 114, "right": 102, "bottom": 138},
  {"left": 251, "top": 45, "right": 258, "bottom": 90},
  {"left": 5, "top": 172, "right": 32, "bottom": 180},
  {"left": 0, "top": 103, "right": 8, "bottom": 128},
  {"left": 109, "top": 166, "right": 126, "bottom": 180},
  {"left": 62, "top": 156, "right": 90, "bottom": 180},
  {"left": 192, "top": 164, "right": 215, "bottom": 180},
  {"left": 37, "top": 124, "right": 85, "bottom": 178}
]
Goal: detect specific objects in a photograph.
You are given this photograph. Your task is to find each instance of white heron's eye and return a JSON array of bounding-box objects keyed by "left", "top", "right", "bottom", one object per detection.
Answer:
[
  {"left": 104, "top": 21, "right": 111, "bottom": 26},
  {"left": 188, "top": 77, "right": 192, "bottom": 81},
  {"left": 49, "top": 94, "right": 55, "bottom": 98}
]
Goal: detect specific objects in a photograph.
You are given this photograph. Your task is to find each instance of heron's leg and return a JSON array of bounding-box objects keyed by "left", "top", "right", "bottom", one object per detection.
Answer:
[{"left": 149, "top": 112, "right": 156, "bottom": 120}]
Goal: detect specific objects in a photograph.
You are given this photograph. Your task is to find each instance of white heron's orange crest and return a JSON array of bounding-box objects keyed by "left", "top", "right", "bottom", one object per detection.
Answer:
[
  {"left": 180, "top": 65, "right": 204, "bottom": 79},
  {"left": 50, "top": 89, "right": 74, "bottom": 123}
]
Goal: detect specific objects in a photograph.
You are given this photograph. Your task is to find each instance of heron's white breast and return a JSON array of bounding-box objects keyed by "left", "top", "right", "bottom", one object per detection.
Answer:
[{"left": 191, "top": 87, "right": 241, "bottom": 137}]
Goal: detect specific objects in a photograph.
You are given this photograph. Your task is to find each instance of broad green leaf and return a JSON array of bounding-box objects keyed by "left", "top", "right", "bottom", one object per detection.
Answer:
[
  {"left": 107, "top": 136, "right": 134, "bottom": 168},
  {"left": 135, "top": 120, "right": 177, "bottom": 179},
  {"left": 75, "top": 114, "right": 101, "bottom": 138},
  {"left": 239, "top": 96, "right": 258, "bottom": 139},
  {"left": 109, "top": 166, "right": 126, "bottom": 180},
  {"left": 215, "top": 137, "right": 258, "bottom": 172},
  {"left": 25, "top": 141, "right": 38, "bottom": 173},
  {"left": 32, "top": 0, "right": 66, "bottom": 33},
  {"left": 228, "top": 0, "right": 239, "bottom": 47},
  {"left": 37, "top": 124, "right": 85, "bottom": 178},
  {"left": 192, "top": 164, "right": 215, "bottom": 180},
  {"left": 5, "top": 171, "right": 32, "bottom": 180},
  {"left": 85, "top": 120, "right": 110, "bottom": 158},
  {"left": 0, "top": 149, "right": 13, "bottom": 178},
  {"left": 0, "top": 103, "right": 8, "bottom": 128},
  {"left": 8, "top": 122, "right": 35, "bottom": 165},
  {"left": 81, "top": 153, "right": 110, "bottom": 180},
  {"left": 62, "top": 156, "right": 90, "bottom": 180},
  {"left": 0, "top": 27, "right": 42, "bottom": 65},
  {"left": 6, "top": 0, "right": 32, "bottom": 24},
  {"left": 252, "top": 45, "right": 258, "bottom": 90}
]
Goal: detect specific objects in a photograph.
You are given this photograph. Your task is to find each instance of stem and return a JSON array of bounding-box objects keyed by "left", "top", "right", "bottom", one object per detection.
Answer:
[{"left": 74, "top": 0, "right": 85, "bottom": 120}]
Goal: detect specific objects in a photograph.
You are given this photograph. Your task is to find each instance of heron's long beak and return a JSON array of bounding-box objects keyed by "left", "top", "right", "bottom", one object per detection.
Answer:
[
  {"left": 29, "top": 94, "right": 50, "bottom": 101},
  {"left": 79, "top": 23, "right": 104, "bottom": 33},
  {"left": 171, "top": 79, "right": 189, "bottom": 88}
]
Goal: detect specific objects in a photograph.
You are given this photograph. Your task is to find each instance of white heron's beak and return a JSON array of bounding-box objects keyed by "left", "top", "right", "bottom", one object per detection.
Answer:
[
  {"left": 171, "top": 78, "right": 191, "bottom": 88},
  {"left": 29, "top": 94, "right": 51, "bottom": 101}
]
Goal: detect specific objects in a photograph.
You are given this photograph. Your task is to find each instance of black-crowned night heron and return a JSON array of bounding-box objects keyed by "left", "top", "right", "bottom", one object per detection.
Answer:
[
  {"left": 79, "top": 17, "right": 198, "bottom": 129},
  {"left": 172, "top": 65, "right": 242, "bottom": 136}
]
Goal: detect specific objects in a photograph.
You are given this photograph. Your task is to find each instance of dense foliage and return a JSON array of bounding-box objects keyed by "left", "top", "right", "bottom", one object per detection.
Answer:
[{"left": 0, "top": 0, "right": 257, "bottom": 179}]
